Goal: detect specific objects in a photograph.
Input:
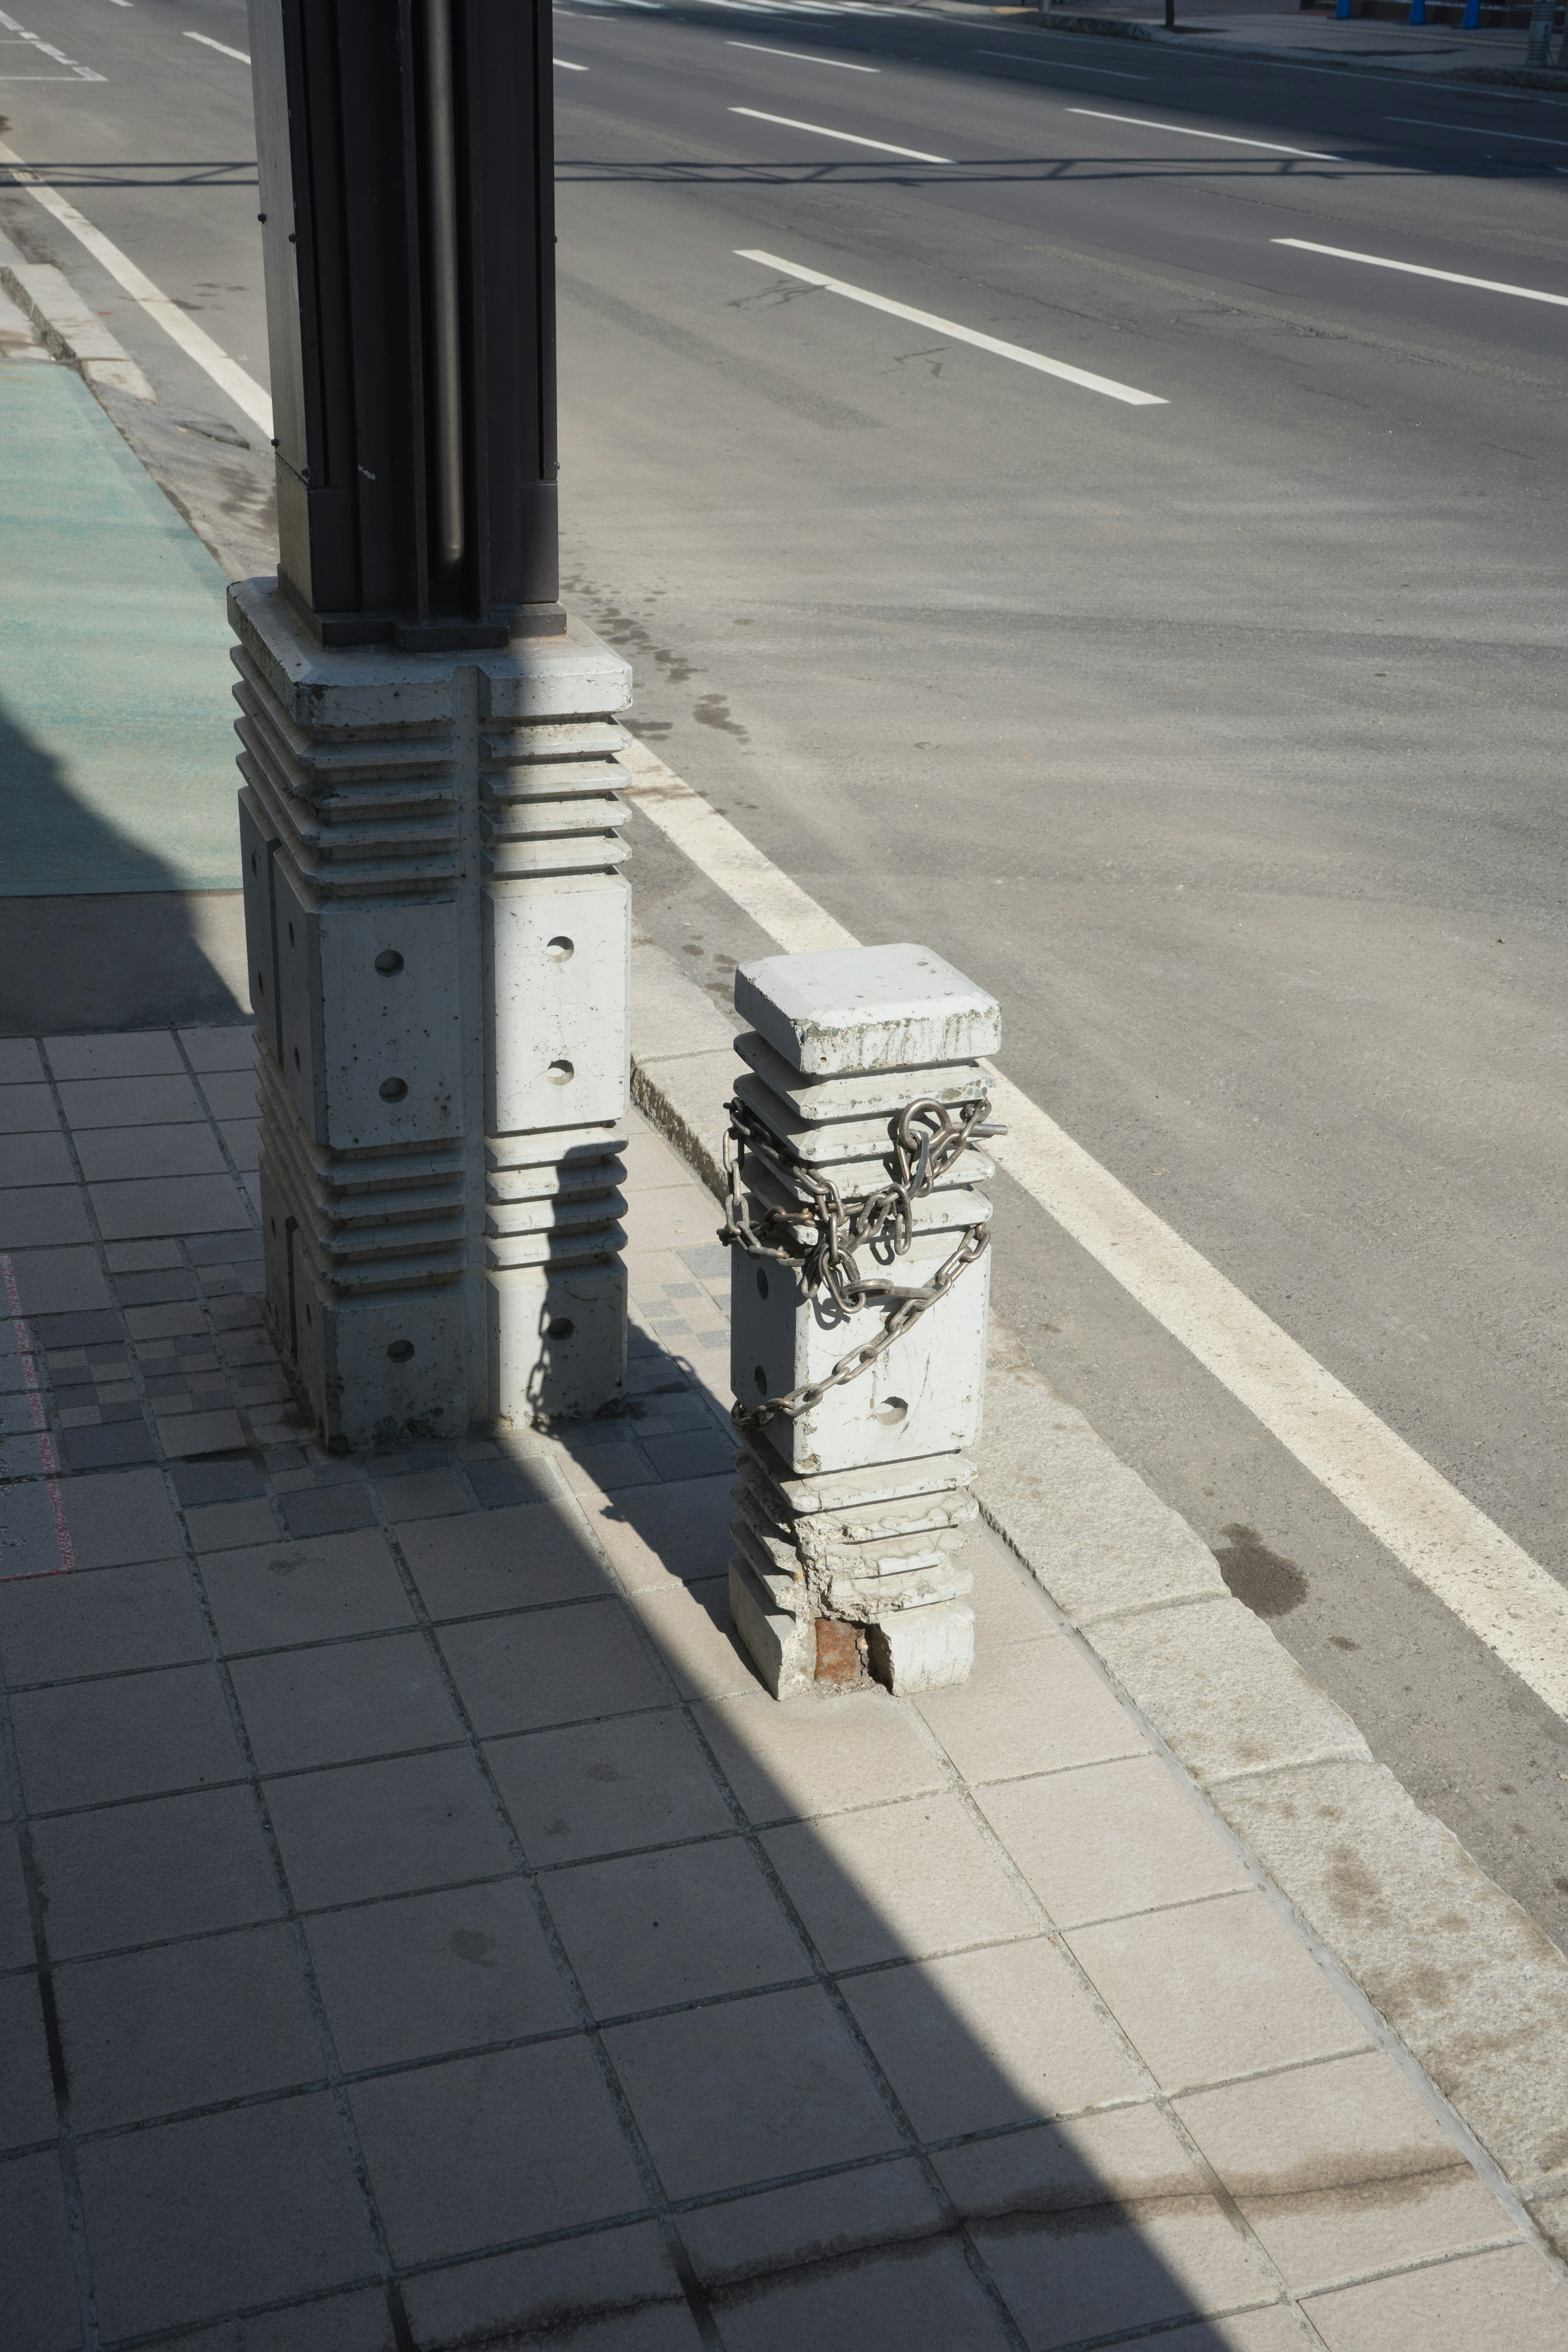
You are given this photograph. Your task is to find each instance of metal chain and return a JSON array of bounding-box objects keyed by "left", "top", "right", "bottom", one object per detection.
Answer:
[{"left": 719, "top": 1089, "right": 1000, "bottom": 1432}]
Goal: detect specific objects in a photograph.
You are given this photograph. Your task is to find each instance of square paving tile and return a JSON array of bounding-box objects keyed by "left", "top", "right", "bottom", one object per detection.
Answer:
[
  {"left": 400, "top": 2220, "right": 699, "bottom": 2352},
  {"left": 54, "top": 1924, "right": 322, "bottom": 2129},
  {"left": 56, "top": 1074, "right": 206, "bottom": 1130},
  {"left": 547, "top": 1836, "right": 804, "bottom": 2016},
  {"left": 350, "top": 2038, "right": 645, "bottom": 2267},
  {"left": 180, "top": 1028, "right": 255, "bottom": 1074},
  {"left": 156, "top": 1407, "right": 248, "bottom": 1459},
  {"left": 0, "top": 1557, "right": 207, "bottom": 1683},
  {"left": 842, "top": 1937, "right": 1147, "bottom": 2141},
  {"left": 692, "top": 1689, "right": 947, "bottom": 1827},
  {"left": 1302, "top": 2245, "right": 1568, "bottom": 2350},
  {"left": 0, "top": 1129, "right": 73, "bottom": 1187},
  {"left": 10, "top": 1662, "right": 243, "bottom": 1811},
  {"left": 915, "top": 1636, "right": 1145, "bottom": 1785},
  {"left": 399, "top": 1499, "right": 607, "bottom": 1619},
  {"left": 583, "top": 1472, "right": 735, "bottom": 1594},
  {"left": 73, "top": 1123, "right": 225, "bottom": 1182},
  {"left": 60, "top": 1418, "right": 158, "bottom": 1471},
  {"left": 1176, "top": 2050, "right": 1515, "bottom": 2291},
  {"left": 6, "top": 1247, "right": 109, "bottom": 1316},
  {"left": 200, "top": 1528, "right": 414, "bottom": 1652},
  {"left": 195, "top": 1068, "right": 262, "bottom": 1121},
  {"left": 1, "top": 1969, "right": 59, "bottom": 2152},
  {"left": 90, "top": 1173, "right": 250, "bottom": 1241},
  {"left": 764, "top": 1793, "right": 1037, "bottom": 1971},
  {"left": 0, "top": 1042, "right": 46, "bottom": 1084},
  {"left": 171, "top": 2290, "right": 396, "bottom": 2352},
  {"left": 372, "top": 1468, "right": 470, "bottom": 1522},
  {"left": 711, "top": 2235, "right": 1013, "bottom": 2352},
  {"left": 231, "top": 1631, "right": 463, "bottom": 1773},
  {"left": 1067, "top": 1893, "right": 1369, "bottom": 2091},
  {"left": 44, "top": 1034, "right": 185, "bottom": 1082},
  {"left": 62, "top": 1462, "right": 185, "bottom": 1566},
  {"left": 679, "top": 2156, "right": 942, "bottom": 2290},
  {"left": 182, "top": 1498, "right": 279, "bottom": 1552},
  {"left": 266, "top": 1748, "right": 514, "bottom": 1910},
  {"left": 438, "top": 1598, "right": 666, "bottom": 1737},
  {"left": 75, "top": 2092, "right": 375, "bottom": 2341},
  {"left": 487, "top": 1708, "right": 733, "bottom": 1865},
  {"left": 0, "top": 2149, "right": 81, "bottom": 2352},
  {"left": 281, "top": 1483, "right": 380, "bottom": 1540},
  {"left": 629, "top": 1578, "right": 758, "bottom": 1703},
  {"left": 0, "top": 1826, "right": 33, "bottom": 1971},
  {"left": 977, "top": 1756, "right": 1252, "bottom": 1929},
  {"left": 0, "top": 1083, "right": 60, "bottom": 1136},
  {"left": 0, "top": 1187, "right": 92, "bottom": 1250},
  {"left": 305, "top": 1879, "right": 573, "bottom": 2071},
  {"left": 32, "top": 1784, "right": 284, "bottom": 1958}
]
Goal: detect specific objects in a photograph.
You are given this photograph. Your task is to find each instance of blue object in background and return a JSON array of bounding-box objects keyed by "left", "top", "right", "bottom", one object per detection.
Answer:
[
  {"left": 1408, "top": 0, "right": 1426, "bottom": 21},
  {"left": 1461, "top": 0, "right": 1480, "bottom": 21}
]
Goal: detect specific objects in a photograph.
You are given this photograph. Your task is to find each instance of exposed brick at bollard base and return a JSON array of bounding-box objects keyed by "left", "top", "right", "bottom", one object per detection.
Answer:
[{"left": 725, "top": 945, "right": 1000, "bottom": 1698}]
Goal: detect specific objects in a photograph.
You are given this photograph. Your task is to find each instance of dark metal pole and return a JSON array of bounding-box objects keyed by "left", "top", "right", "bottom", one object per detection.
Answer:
[{"left": 422, "top": 0, "right": 464, "bottom": 581}]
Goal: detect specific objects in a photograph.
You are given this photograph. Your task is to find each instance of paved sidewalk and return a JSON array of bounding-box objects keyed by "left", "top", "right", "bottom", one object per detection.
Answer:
[
  {"left": 3, "top": 1027, "right": 1567, "bottom": 2350},
  {"left": 1028, "top": 1, "right": 1555, "bottom": 77}
]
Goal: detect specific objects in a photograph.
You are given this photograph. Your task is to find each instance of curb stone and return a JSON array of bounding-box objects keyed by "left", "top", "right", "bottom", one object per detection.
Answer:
[
  {"left": 1032, "top": 10, "right": 1568, "bottom": 86},
  {"left": 628, "top": 927, "right": 1568, "bottom": 2265}
]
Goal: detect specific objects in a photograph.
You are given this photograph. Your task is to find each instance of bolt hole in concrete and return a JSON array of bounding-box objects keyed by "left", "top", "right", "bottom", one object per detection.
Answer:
[
  {"left": 757, "top": 1268, "right": 769, "bottom": 1298},
  {"left": 1212, "top": 1521, "right": 1310, "bottom": 1618},
  {"left": 547, "top": 1059, "right": 574, "bottom": 1085},
  {"left": 872, "top": 1394, "right": 909, "bottom": 1426},
  {"left": 380, "top": 1076, "right": 408, "bottom": 1101},
  {"left": 288, "top": 922, "right": 295, "bottom": 944},
  {"left": 386, "top": 1339, "right": 415, "bottom": 1362},
  {"left": 754, "top": 1364, "right": 768, "bottom": 1394},
  {"left": 293, "top": 1047, "right": 301, "bottom": 1069},
  {"left": 548, "top": 1316, "right": 575, "bottom": 1339},
  {"left": 374, "top": 948, "right": 404, "bottom": 974},
  {"left": 546, "top": 934, "right": 575, "bottom": 960}
]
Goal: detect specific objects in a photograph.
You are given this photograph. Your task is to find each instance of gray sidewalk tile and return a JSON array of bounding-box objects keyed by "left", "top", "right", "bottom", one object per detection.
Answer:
[
  {"left": 303, "top": 1880, "right": 575, "bottom": 2071},
  {"left": 156, "top": 1408, "right": 249, "bottom": 1459},
  {"left": 681, "top": 2157, "right": 942, "bottom": 2289},
  {"left": 265, "top": 1748, "right": 514, "bottom": 1909},
  {"left": 399, "top": 1499, "right": 605, "bottom": 1619},
  {"left": 641, "top": 1430, "right": 733, "bottom": 1482},
  {"left": 972, "top": 2204, "right": 1276, "bottom": 2352},
  {"left": 183, "top": 1497, "right": 278, "bottom": 1552},
  {"left": 0, "top": 1969, "right": 58, "bottom": 2150},
  {"left": 61, "top": 1419, "right": 158, "bottom": 1471},
  {"left": 105, "top": 1238, "right": 183, "bottom": 1272},
  {"left": 1302, "top": 2242, "right": 1568, "bottom": 2350},
  {"left": 90, "top": 1172, "right": 251, "bottom": 1241},
  {"left": 606, "top": 1983, "right": 901, "bottom": 2199},
  {"left": 976, "top": 1755, "right": 1253, "bottom": 1929},
  {"left": 764, "top": 1793, "right": 1037, "bottom": 1972},
  {"left": 349, "top": 2039, "right": 646, "bottom": 2267},
  {"left": 628, "top": 1579, "right": 757, "bottom": 1703},
  {"left": 488, "top": 1708, "right": 734, "bottom": 1864},
  {"left": 194, "top": 1068, "right": 261, "bottom": 1121},
  {"left": 62, "top": 1461, "right": 183, "bottom": 1565},
  {"left": 279, "top": 1482, "right": 381, "bottom": 1539},
  {"left": 399, "top": 2223, "right": 701, "bottom": 2352},
  {"left": 113, "top": 1268, "right": 198, "bottom": 1307},
  {"left": 230, "top": 1631, "right": 465, "bottom": 1773},
  {"left": 0, "top": 1084, "right": 60, "bottom": 1136},
  {"left": 842, "top": 1939, "right": 1146, "bottom": 2140},
  {"left": 56, "top": 1074, "right": 205, "bottom": 1129},
  {"left": 200, "top": 1528, "right": 415, "bottom": 1651},
  {"left": 0, "top": 1041, "right": 45, "bottom": 1085},
  {"left": 74, "top": 1121, "right": 226, "bottom": 1181},
  {"left": 0, "top": 1183, "right": 94, "bottom": 1249},
  {"left": 967, "top": 1528, "right": 1062, "bottom": 1649},
  {"left": 6, "top": 1246, "right": 109, "bottom": 1314},
  {"left": 693, "top": 1689, "right": 947, "bottom": 1827},
  {"left": 172, "top": 2287, "right": 397, "bottom": 2352},
  {"left": 439, "top": 1598, "right": 665, "bottom": 1737},
  {"left": 547, "top": 1838, "right": 806, "bottom": 2016},
  {"left": 1067, "top": 1893, "right": 1371, "bottom": 2091},
  {"left": 713, "top": 2233, "right": 1013, "bottom": 2352},
  {"left": 556, "top": 1438, "right": 657, "bottom": 1495},
  {"left": 178, "top": 1027, "right": 256, "bottom": 1074},
  {"left": 0, "top": 1129, "right": 72, "bottom": 1187},
  {"left": 1175, "top": 2050, "right": 1516, "bottom": 2291},
  {"left": 0, "top": 1558, "right": 207, "bottom": 1683},
  {"left": 75, "top": 2092, "right": 377, "bottom": 2340},
  {"left": 53, "top": 1924, "right": 323, "bottom": 2129},
  {"left": 585, "top": 1472, "right": 735, "bottom": 1594},
  {"left": 0, "top": 1828, "right": 32, "bottom": 1969},
  {"left": 372, "top": 1466, "right": 470, "bottom": 1522},
  {"left": 123, "top": 1299, "right": 208, "bottom": 1339},
  {"left": 31, "top": 1785, "right": 285, "bottom": 1957},
  {"left": 44, "top": 1033, "right": 185, "bottom": 1082},
  {"left": 0, "top": 2149, "right": 80, "bottom": 2352},
  {"left": 9, "top": 1662, "right": 243, "bottom": 1810},
  {"left": 218, "top": 1115, "right": 261, "bottom": 1169},
  {"left": 915, "top": 1634, "right": 1146, "bottom": 1786}
]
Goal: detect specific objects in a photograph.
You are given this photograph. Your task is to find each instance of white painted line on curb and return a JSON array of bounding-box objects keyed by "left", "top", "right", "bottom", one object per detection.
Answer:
[
  {"left": 1387, "top": 114, "right": 1568, "bottom": 147},
  {"left": 727, "top": 38, "right": 879, "bottom": 66},
  {"left": 729, "top": 106, "right": 951, "bottom": 160},
  {"left": 183, "top": 30, "right": 250, "bottom": 63},
  {"left": 975, "top": 48, "right": 1149, "bottom": 78},
  {"left": 1276, "top": 236, "right": 1568, "bottom": 307},
  {"left": 736, "top": 247, "right": 1169, "bottom": 405},
  {"left": 1071, "top": 108, "right": 1340, "bottom": 161},
  {"left": 0, "top": 136, "right": 274, "bottom": 434},
  {"left": 618, "top": 733, "right": 1568, "bottom": 1724}
]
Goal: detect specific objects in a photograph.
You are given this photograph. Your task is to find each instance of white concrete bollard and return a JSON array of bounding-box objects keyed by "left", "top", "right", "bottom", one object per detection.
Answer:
[
  {"left": 233, "top": 577, "right": 633, "bottom": 1451},
  {"left": 725, "top": 945, "right": 1001, "bottom": 1698}
]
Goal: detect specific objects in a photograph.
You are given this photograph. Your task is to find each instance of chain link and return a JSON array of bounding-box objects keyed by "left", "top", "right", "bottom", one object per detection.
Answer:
[{"left": 719, "top": 1090, "right": 1001, "bottom": 1432}]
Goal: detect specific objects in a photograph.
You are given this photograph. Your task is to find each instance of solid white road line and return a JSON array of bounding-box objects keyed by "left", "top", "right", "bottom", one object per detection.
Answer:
[
  {"left": 556, "top": 55, "right": 590, "bottom": 67},
  {"left": 617, "top": 734, "right": 1568, "bottom": 1724},
  {"left": 1071, "top": 107, "right": 1340, "bottom": 161},
  {"left": 0, "top": 136, "right": 274, "bottom": 433},
  {"left": 729, "top": 105, "right": 949, "bottom": 159},
  {"left": 183, "top": 30, "right": 249, "bottom": 63},
  {"left": 1274, "top": 235, "right": 1568, "bottom": 307},
  {"left": 976, "top": 48, "right": 1149, "bottom": 78},
  {"left": 736, "top": 246, "right": 1168, "bottom": 404},
  {"left": 1386, "top": 114, "right": 1568, "bottom": 147},
  {"left": 727, "top": 39, "right": 878, "bottom": 67}
]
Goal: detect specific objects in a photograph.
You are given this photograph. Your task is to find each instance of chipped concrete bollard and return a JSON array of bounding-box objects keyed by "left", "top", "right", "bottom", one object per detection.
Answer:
[
  {"left": 234, "top": 581, "right": 633, "bottom": 1452},
  {"left": 723, "top": 945, "right": 1001, "bottom": 1698}
]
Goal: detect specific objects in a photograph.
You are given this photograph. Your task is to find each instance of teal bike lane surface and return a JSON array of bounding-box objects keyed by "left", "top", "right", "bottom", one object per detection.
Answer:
[{"left": 0, "top": 361, "right": 241, "bottom": 896}]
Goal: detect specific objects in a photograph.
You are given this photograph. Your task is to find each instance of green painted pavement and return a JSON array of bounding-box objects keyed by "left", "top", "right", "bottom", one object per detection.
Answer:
[{"left": 0, "top": 363, "right": 241, "bottom": 895}]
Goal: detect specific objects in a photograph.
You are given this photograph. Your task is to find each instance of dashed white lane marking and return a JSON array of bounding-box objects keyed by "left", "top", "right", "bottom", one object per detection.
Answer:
[
  {"left": 1071, "top": 107, "right": 1340, "bottom": 161},
  {"left": 0, "top": 2, "right": 104, "bottom": 78},
  {"left": 617, "top": 736, "right": 1568, "bottom": 1723},
  {"left": 726, "top": 38, "right": 878, "bottom": 67},
  {"left": 975, "top": 47, "right": 1149, "bottom": 78},
  {"left": 1276, "top": 235, "right": 1568, "bottom": 307},
  {"left": 735, "top": 245, "right": 1168, "bottom": 404},
  {"left": 0, "top": 135, "right": 274, "bottom": 432},
  {"left": 729, "top": 104, "right": 949, "bottom": 159},
  {"left": 183, "top": 29, "right": 250, "bottom": 63}
]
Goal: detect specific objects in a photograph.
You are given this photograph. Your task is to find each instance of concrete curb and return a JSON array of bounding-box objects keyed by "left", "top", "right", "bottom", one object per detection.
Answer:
[
  {"left": 628, "top": 931, "right": 1568, "bottom": 2262},
  {"left": 0, "top": 254, "right": 155, "bottom": 402},
  {"left": 1032, "top": 10, "right": 1568, "bottom": 85}
]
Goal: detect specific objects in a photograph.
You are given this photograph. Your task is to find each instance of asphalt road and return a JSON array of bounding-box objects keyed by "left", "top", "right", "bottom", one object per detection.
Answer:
[{"left": 5, "top": 0, "right": 1568, "bottom": 1945}]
